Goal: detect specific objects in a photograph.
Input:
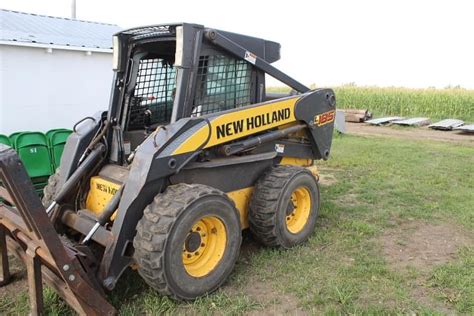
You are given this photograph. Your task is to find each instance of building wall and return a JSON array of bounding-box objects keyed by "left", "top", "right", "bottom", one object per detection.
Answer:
[{"left": 0, "top": 45, "right": 113, "bottom": 135}]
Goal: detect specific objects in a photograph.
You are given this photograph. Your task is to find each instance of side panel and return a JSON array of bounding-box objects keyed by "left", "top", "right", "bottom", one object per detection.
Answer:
[
  {"left": 170, "top": 89, "right": 335, "bottom": 160},
  {"left": 172, "top": 96, "right": 300, "bottom": 155},
  {"left": 85, "top": 176, "right": 121, "bottom": 216},
  {"left": 226, "top": 187, "right": 253, "bottom": 229},
  {"left": 169, "top": 159, "right": 274, "bottom": 192}
]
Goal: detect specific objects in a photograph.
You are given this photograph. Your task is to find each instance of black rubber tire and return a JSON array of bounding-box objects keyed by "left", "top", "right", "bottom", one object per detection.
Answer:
[
  {"left": 42, "top": 169, "right": 60, "bottom": 206},
  {"left": 249, "top": 165, "right": 320, "bottom": 248},
  {"left": 133, "top": 183, "right": 242, "bottom": 300}
]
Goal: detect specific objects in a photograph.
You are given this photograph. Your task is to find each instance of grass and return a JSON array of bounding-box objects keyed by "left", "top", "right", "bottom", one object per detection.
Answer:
[
  {"left": 429, "top": 247, "right": 474, "bottom": 313},
  {"left": 1, "top": 134, "right": 473, "bottom": 314},
  {"left": 268, "top": 85, "right": 474, "bottom": 121}
]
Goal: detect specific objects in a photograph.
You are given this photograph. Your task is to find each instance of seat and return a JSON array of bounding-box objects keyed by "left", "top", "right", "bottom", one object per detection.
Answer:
[
  {"left": 46, "top": 129, "right": 72, "bottom": 169},
  {"left": 45, "top": 129, "right": 71, "bottom": 144},
  {"left": 0, "top": 134, "right": 11, "bottom": 147},
  {"left": 9, "top": 131, "right": 26, "bottom": 149},
  {"left": 15, "top": 132, "right": 53, "bottom": 195}
]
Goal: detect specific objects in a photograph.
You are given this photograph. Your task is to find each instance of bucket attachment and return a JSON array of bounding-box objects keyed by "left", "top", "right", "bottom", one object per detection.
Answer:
[{"left": 0, "top": 144, "right": 116, "bottom": 315}]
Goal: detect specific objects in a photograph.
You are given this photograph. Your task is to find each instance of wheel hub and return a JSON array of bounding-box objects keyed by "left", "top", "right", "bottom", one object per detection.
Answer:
[
  {"left": 182, "top": 216, "right": 227, "bottom": 277},
  {"left": 286, "top": 202, "right": 294, "bottom": 216},
  {"left": 285, "top": 187, "right": 311, "bottom": 234},
  {"left": 185, "top": 232, "right": 201, "bottom": 253}
]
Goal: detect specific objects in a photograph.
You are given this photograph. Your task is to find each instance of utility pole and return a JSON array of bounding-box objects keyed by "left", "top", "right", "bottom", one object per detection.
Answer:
[{"left": 71, "top": 0, "right": 76, "bottom": 19}]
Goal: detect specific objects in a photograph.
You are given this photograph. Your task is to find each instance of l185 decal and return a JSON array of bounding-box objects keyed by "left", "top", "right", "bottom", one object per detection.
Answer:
[{"left": 314, "top": 110, "right": 335, "bottom": 126}]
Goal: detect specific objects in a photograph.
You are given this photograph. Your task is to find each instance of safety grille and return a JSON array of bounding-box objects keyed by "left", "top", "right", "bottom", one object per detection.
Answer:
[
  {"left": 192, "top": 55, "right": 252, "bottom": 116},
  {"left": 128, "top": 58, "right": 176, "bottom": 129},
  {"left": 124, "top": 25, "right": 173, "bottom": 40}
]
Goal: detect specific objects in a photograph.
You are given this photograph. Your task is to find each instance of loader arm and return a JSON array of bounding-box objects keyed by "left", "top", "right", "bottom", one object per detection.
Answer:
[
  {"left": 204, "top": 29, "right": 310, "bottom": 93},
  {"left": 168, "top": 89, "right": 335, "bottom": 158}
]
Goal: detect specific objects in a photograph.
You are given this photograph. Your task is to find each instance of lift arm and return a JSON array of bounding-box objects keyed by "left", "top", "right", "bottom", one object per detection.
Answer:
[{"left": 205, "top": 29, "right": 310, "bottom": 93}]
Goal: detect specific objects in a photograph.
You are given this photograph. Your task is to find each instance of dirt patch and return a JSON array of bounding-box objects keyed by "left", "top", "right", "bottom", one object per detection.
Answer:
[
  {"left": 346, "top": 122, "right": 474, "bottom": 146},
  {"left": 335, "top": 193, "right": 362, "bottom": 207},
  {"left": 410, "top": 280, "right": 454, "bottom": 315},
  {"left": 223, "top": 275, "right": 307, "bottom": 315},
  {"left": 381, "top": 221, "right": 472, "bottom": 271},
  {"left": 318, "top": 174, "right": 337, "bottom": 186},
  {"left": 239, "top": 233, "right": 262, "bottom": 262},
  {"left": 0, "top": 255, "right": 27, "bottom": 298},
  {"left": 245, "top": 281, "right": 307, "bottom": 316},
  {"left": 224, "top": 236, "right": 307, "bottom": 315},
  {"left": 381, "top": 221, "right": 473, "bottom": 313}
]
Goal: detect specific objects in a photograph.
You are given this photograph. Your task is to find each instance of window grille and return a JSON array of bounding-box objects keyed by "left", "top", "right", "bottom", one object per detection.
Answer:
[
  {"left": 124, "top": 25, "right": 173, "bottom": 41},
  {"left": 128, "top": 58, "right": 176, "bottom": 129},
  {"left": 192, "top": 55, "right": 252, "bottom": 116}
]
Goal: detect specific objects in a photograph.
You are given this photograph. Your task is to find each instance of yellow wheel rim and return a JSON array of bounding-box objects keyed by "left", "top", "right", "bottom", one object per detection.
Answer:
[
  {"left": 286, "top": 187, "right": 311, "bottom": 234},
  {"left": 182, "top": 216, "right": 227, "bottom": 277}
]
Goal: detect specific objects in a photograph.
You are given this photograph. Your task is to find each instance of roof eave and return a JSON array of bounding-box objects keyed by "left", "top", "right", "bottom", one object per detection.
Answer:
[{"left": 0, "top": 40, "right": 113, "bottom": 53}]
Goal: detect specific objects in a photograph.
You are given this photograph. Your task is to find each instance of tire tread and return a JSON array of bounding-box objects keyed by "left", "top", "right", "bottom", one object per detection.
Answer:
[
  {"left": 249, "top": 165, "right": 316, "bottom": 247},
  {"left": 133, "top": 183, "right": 239, "bottom": 299}
]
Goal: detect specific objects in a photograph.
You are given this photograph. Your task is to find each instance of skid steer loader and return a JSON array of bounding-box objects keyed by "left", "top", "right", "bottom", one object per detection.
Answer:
[{"left": 0, "top": 23, "right": 336, "bottom": 314}]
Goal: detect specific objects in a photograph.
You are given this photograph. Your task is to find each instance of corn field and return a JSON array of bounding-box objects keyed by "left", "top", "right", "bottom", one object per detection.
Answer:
[{"left": 268, "top": 85, "right": 474, "bottom": 121}]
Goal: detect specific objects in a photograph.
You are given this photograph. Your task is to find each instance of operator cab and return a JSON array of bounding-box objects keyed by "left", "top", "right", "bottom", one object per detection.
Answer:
[{"left": 110, "top": 23, "right": 281, "bottom": 163}]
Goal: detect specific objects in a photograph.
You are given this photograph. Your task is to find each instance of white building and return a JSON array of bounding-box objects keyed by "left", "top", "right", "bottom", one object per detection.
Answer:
[{"left": 0, "top": 9, "right": 121, "bottom": 135}]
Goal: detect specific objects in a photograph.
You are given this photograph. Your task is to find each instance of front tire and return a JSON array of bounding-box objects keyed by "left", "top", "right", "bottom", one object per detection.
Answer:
[
  {"left": 133, "top": 183, "right": 242, "bottom": 300},
  {"left": 249, "top": 165, "right": 320, "bottom": 248}
]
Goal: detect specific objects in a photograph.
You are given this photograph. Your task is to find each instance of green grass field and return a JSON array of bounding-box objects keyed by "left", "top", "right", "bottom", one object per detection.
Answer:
[
  {"left": 268, "top": 85, "right": 474, "bottom": 121},
  {"left": 1, "top": 134, "right": 473, "bottom": 315}
]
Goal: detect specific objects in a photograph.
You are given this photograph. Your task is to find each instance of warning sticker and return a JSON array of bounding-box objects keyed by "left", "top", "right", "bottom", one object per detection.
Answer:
[
  {"left": 275, "top": 143, "right": 285, "bottom": 153},
  {"left": 244, "top": 51, "right": 257, "bottom": 64},
  {"left": 124, "top": 141, "right": 131, "bottom": 155}
]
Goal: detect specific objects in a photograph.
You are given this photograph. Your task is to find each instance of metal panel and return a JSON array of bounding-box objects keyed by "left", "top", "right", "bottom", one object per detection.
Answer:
[
  {"left": 334, "top": 110, "right": 346, "bottom": 133},
  {"left": 428, "top": 119, "right": 464, "bottom": 130},
  {"left": 454, "top": 124, "right": 474, "bottom": 133},
  {"left": 365, "top": 116, "right": 404, "bottom": 125},
  {"left": 392, "top": 117, "right": 431, "bottom": 126},
  {"left": 0, "top": 9, "right": 121, "bottom": 49}
]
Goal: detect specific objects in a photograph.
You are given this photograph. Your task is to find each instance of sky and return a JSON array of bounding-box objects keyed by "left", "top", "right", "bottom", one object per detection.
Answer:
[{"left": 1, "top": 0, "right": 474, "bottom": 89}]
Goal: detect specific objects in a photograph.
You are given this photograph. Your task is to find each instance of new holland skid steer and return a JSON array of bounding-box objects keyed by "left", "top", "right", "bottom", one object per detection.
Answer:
[{"left": 0, "top": 23, "right": 335, "bottom": 314}]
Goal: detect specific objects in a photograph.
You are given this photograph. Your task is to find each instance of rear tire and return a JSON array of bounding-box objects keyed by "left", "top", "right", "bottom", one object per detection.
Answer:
[
  {"left": 249, "top": 165, "right": 320, "bottom": 248},
  {"left": 133, "top": 183, "right": 242, "bottom": 300}
]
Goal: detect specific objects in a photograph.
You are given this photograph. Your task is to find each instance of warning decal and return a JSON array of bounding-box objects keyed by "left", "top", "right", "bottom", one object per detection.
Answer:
[{"left": 244, "top": 51, "right": 257, "bottom": 64}]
